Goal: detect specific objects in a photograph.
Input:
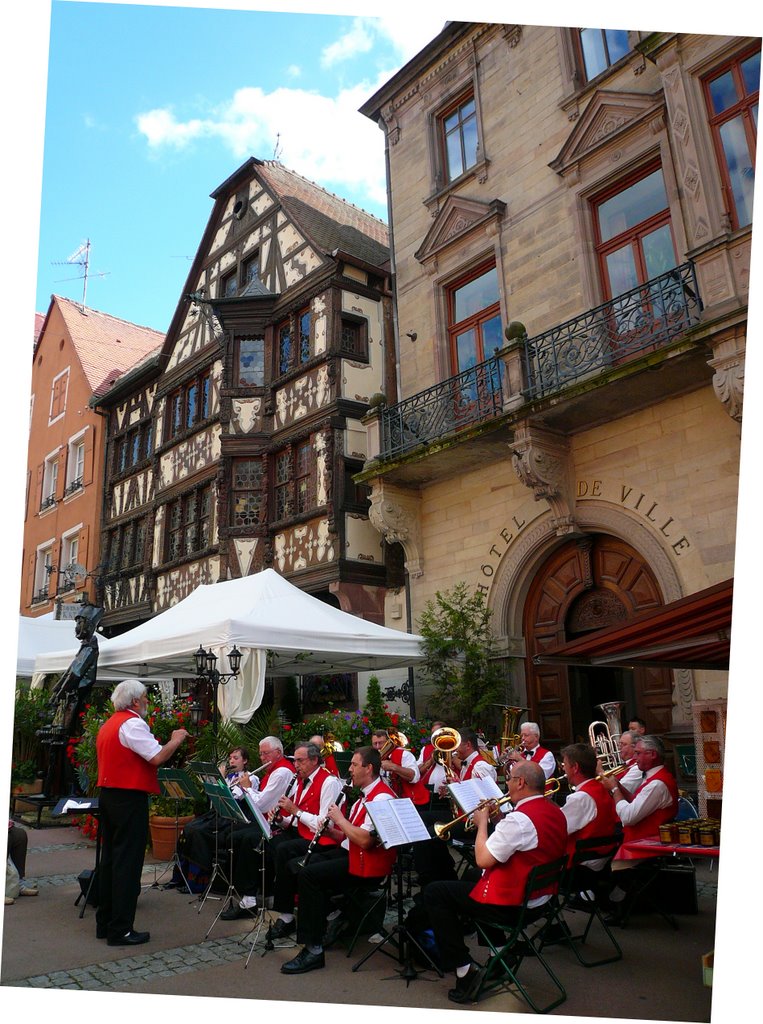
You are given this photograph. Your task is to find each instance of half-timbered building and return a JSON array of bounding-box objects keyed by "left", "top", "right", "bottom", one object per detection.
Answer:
[{"left": 98, "top": 159, "right": 397, "bottom": 703}]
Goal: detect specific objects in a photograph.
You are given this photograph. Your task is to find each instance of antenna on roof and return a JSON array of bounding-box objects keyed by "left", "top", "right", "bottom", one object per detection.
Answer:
[
  {"left": 273, "top": 132, "right": 283, "bottom": 161},
  {"left": 52, "top": 238, "right": 110, "bottom": 308}
]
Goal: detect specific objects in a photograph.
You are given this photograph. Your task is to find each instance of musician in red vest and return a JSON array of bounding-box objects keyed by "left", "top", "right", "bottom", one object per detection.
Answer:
[
  {"left": 559, "top": 742, "right": 621, "bottom": 906},
  {"left": 95, "top": 680, "right": 188, "bottom": 946},
  {"left": 265, "top": 742, "right": 344, "bottom": 941},
  {"left": 280, "top": 745, "right": 397, "bottom": 974},
  {"left": 599, "top": 734, "right": 678, "bottom": 922},
  {"left": 371, "top": 729, "right": 429, "bottom": 805},
  {"left": 614, "top": 729, "right": 642, "bottom": 792},
  {"left": 421, "top": 760, "right": 567, "bottom": 1004},
  {"left": 220, "top": 735, "right": 296, "bottom": 919},
  {"left": 507, "top": 721, "right": 557, "bottom": 779}
]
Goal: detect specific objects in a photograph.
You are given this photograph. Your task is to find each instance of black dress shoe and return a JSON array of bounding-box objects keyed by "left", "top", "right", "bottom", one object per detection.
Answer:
[
  {"left": 96, "top": 927, "right": 108, "bottom": 940},
  {"left": 281, "top": 947, "right": 325, "bottom": 974},
  {"left": 107, "top": 930, "right": 150, "bottom": 947},
  {"left": 447, "top": 963, "right": 482, "bottom": 1004},
  {"left": 322, "top": 915, "right": 349, "bottom": 948},
  {"left": 221, "top": 902, "right": 254, "bottom": 921},
  {"left": 267, "top": 918, "right": 296, "bottom": 940}
]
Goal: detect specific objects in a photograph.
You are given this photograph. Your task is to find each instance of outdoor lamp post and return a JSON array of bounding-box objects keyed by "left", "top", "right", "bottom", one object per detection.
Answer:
[{"left": 192, "top": 644, "right": 243, "bottom": 754}]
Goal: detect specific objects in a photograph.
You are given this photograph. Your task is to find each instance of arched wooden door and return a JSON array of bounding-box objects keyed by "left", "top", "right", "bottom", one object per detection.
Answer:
[{"left": 523, "top": 535, "right": 674, "bottom": 750}]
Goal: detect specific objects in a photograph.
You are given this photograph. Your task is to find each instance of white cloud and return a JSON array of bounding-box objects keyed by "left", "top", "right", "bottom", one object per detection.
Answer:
[
  {"left": 286, "top": 64, "right": 301, "bottom": 79},
  {"left": 320, "top": 17, "right": 374, "bottom": 68},
  {"left": 134, "top": 74, "right": 395, "bottom": 212}
]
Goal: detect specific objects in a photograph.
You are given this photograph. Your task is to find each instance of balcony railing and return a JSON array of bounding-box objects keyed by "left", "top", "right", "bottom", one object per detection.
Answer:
[
  {"left": 521, "top": 262, "right": 702, "bottom": 400},
  {"left": 380, "top": 353, "right": 504, "bottom": 460},
  {"left": 64, "top": 477, "right": 83, "bottom": 497},
  {"left": 39, "top": 494, "right": 57, "bottom": 512}
]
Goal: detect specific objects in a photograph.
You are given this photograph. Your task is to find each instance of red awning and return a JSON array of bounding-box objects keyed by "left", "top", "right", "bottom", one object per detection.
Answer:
[{"left": 533, "top": 578, "right": 733, "bottom": 671}]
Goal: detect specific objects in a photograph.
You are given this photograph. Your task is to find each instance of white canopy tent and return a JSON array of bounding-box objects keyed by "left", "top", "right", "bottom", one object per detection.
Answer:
[
  {"left": 17, "top": 613, "right": 85, "bottom": 680},
  {"left": 33, "top": 569, "right": 426, "bottom": 723}
]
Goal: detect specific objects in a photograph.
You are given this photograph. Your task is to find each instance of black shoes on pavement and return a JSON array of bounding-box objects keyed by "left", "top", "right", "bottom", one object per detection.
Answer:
[
  {"left": 447, "top": 962, "right": 483, "bottom": 1004},
  {"left": 107, "top": 930, "right": 150, "bottom": 947},
  {"left": 266, "top": 917, "right": 296, "bottom": 941},
  {"left": 281, "top": 947, "right": 325, "bottom": 974}
]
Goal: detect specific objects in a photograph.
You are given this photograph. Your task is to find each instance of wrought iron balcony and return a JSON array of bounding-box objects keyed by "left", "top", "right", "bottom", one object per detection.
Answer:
[
  {"left": 32, "top": 587, "right": 50, "bottom": 604},
  {"left": 64, "top": 477, "right": 83, "bottom": 497},
  {"left": 380, "top": 353, "right": 504, "bottom": 460},
  {"left": 39, "top": 494, "right": 57, "bottom": 512},
  {"left": 521, "top": 262, "right": 702, "bottom": 400}
]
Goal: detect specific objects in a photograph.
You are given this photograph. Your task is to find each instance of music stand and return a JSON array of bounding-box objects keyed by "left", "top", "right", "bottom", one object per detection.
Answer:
[
  {"left": 147, "top": 767, "right": 203, "bottom": 890},
  {"left": 240, "top": 802, "right": 277, "bottom": 966},
  {"left": 187, "top": 760, "right": 231, "bottom": 907},
  {"left": 197, "top": 776, "right": 250, "bottom": 938},
  {"left": 351, "top": 798, "right": 443, "bottom": 984},
  {"left": 54, "top": 796, "right": 100, "bottom": 919}
]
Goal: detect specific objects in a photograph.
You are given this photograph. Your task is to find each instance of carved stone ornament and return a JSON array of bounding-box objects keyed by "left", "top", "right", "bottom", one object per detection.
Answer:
[
  {"left": 510, "top": 425, "right": 577, "bottom": 536},
  {"left": 710, "top": 354, "right": 744, "bottom": 422},
  {"left": 367, "top": 484, "right": 423, "bottom": 576}
]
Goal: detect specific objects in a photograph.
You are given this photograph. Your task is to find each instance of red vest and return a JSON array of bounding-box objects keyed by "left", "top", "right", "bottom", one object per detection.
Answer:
[
  {"left": 96, "top": 711, "right": 159, "bottom": 794},
  {"left": 323, "top": 753, "right": 340, "bottom": 777},
  {"left": 347, "top": 778, "right": 398, "bottom": 878},
  {"left": 528, "top": 745, "right": 552, "bottom": 765},
  {"left": 418, "top": 743, "right": 436, "bottom": 786},
  {"left": 461, "top": 752, "right": 489, "bottom": 781},
  {"left": 622, "top": 767, "right": 679, "bottom": 844},
  {"left": 470, "top": 796, "right": 567, "bottom": 906},
  {"left": 388, "top": 746, "right": 430, "bottom": 805},
  {"left": 564, "top": 778, "right": 620, "bottom": 863},
  {"left": 294, "top": 767, "right": 340, "bottom": 846},
  {"left": 261, "top": 756, "right": 295, "bottom": 792}
]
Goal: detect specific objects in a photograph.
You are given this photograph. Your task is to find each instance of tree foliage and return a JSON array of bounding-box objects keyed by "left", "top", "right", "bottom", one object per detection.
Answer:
[
  {"left": 361, "top": 675, "right": 388, "bottom": 728},
  {"left": 417, "top": 581, "right": 506, "bottom": 728}
]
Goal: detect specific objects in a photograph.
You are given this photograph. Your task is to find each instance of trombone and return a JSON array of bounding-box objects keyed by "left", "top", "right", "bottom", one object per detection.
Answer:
[{"left": 434, "top": 793, "right": 513, "bottom": 840}]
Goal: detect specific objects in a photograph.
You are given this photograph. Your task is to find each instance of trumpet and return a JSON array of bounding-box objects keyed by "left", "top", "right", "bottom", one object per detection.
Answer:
[
  {"left": 544, "top": 774, "right": 566, "bottom": 796},
  {"left": 595, "top": 762, "right": 630, "bottom": 783},
  {"left": 434, "top": 793, "right": 514, "bottom": 840}
]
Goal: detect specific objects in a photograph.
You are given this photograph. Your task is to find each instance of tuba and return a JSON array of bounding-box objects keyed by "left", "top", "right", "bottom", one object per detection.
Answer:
[
  {"left": 491, "top": 704, "right": 529, "bottom": 765},
  {"left": 431, "top": 726, "right": 461, "bottom": 782},
  {"left": 588, "top": 701, "right": 626, "bottom": 773},
  {"left": 378, "top": 728, "right": 408, "bottom": 759}
]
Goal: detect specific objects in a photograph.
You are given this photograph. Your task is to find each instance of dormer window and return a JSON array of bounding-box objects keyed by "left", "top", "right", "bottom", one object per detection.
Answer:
[{"left": 575, "top": 28, "right": 630, "bottom": 82}]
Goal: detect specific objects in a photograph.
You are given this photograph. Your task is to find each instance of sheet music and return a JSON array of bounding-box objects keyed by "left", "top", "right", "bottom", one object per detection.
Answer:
[
  {"left": 53, "top": 797, "right": 97, "bottom": 815},
  {"left": 364, "top": 797, "right": 430, "bottom": 847},
  {"left": 448, "top": 776, "right": 503, "bottom": 813},
  {"left": 243, "top": 791, "right": 273, "bottom": 839}
]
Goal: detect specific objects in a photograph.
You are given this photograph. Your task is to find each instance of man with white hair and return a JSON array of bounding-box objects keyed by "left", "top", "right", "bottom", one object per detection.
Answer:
[
  {"left": 508, "top": 722, "right": 557, "bottom": 779},
  {"left": 95, "top": 680, "right": 188, "bottom": 946}
]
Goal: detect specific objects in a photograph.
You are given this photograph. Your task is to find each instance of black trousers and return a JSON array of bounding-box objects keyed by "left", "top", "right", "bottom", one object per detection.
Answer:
[
  {"left": 95, "top": 787, "right": 149, "bottom": 940},
  {"left": 422, "top": 880, "right": 523, "bottom": 972},
  {"left": 294, "top": 847, "right": 387, "bottom": 946},
  {"left": 412, "top": 806, "right": 473, "bottom": 887}
]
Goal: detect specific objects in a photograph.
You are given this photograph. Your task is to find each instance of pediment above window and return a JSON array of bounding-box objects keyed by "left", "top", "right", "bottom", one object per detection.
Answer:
[
  {"left": 414, "top": 195, "right": 506, "bottom": 266},
  {"left": 550, "top": 89, "right": 666, "bottom": 180}
]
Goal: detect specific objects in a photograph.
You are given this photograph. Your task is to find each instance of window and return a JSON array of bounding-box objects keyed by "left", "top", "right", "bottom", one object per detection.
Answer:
[
  {"left": 704, "top": 48, "right": 759, "bottom": 230},
  {"left": 299, "top": 308, "right": 311, "bottom": 363},
  {"left": 274, "top": 451, "right": 291, "bottom": 521},
  {"left": 220, "top": 270, "right": 237, "bottom": 298},
  {"left": 49, "top": 369, "right": 69, "bottom": 422},
  {"left": 65, "top": 437, "right": 85, "bottom": 495},
  {"left": 231, "top": 458, "right": 266, "bottom": 528},
  {"left": 438, "top": 92, "right": 479, "bottom": 183},
  {"left": 41, "top": 453, "right": 59, "bottom": 511},
  {"left": 278, "top": 319, "right": 292, "bottom": 375},
  {"left": 340, "top": 316, "right": 369, "bottom": 361},
  {"left": 115, "top": 420, "right": 154, "bottom": 472},
  {"left": 59, "top": 531, "right": 80, "bottom": 591},
  {"left": 106, "top": 517, "right": 147, "bottom": 572},
  {"left": 592, "top": 164, "right": 678, "bottom": 300},
  {"left": 576, "top": 28, "right": 630, "bottom": 82},
  {"left": 164, "top": 484, "right": 212, "bottom": 563},
  {"left": 294, "top": 441, "right": 313, "bottom": 515},
  {"left": 447, "top": 262, "right": 503, "bottom": 376},
  {"left": 237, "top": 336, "right": 265, "bottom": 387},
  {"left": 167, "top": 372, "right": 212, "bottom": 440},
  {"left": 344, "top": 461, "right": 370, "bottom": 510},
  {"left": 34, "top": 544, "right": 54, "bottom": 602},
  {"left": 241, "top": 252, "right": 260, "bottom": 289}
]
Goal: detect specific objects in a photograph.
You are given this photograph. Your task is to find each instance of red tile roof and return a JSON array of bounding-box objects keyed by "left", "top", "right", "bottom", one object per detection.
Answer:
[{"left": 53, "top": 296, "right": 164, "bottom": 396}]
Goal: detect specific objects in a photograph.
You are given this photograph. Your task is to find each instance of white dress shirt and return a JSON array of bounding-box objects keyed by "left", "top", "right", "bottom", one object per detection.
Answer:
[{"left": 615, "top": 765, "right": 673, "bottom": 826}]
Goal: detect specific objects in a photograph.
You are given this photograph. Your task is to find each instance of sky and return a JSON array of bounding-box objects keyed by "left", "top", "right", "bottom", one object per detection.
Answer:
[
  {"left": 2, "top": 2, "right": 763, "bottom": 1023},
  {"left": 34, "top": 2, "right": 447, "bottom": 332}
]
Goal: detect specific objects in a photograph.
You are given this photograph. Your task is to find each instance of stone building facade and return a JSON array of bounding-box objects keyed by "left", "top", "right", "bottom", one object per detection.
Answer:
[{"left": 358, "top": 23, "right": 756, "bottom": 744}]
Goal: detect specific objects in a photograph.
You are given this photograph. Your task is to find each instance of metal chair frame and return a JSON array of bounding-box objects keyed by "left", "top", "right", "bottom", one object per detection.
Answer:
[
  {"left": 551, "top": 834, "right": 623, "bottom": 967},
  {"left": 472, "top": 856, "right": 568, "bottom": 1014}
]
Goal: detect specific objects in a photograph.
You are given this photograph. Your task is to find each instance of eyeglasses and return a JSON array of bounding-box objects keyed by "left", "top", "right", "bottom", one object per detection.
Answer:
[{"left": 293, "top": 756, "right": 311, "bottom": 763}]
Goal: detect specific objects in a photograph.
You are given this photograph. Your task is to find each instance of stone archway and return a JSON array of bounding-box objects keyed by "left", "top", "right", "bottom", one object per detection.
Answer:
[{"left": 522, "top": 534, "right": 676, "bottom": 750}]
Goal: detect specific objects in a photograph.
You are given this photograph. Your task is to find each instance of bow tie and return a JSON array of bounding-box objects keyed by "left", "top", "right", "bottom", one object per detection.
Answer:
[{"left": 523, "top": 750, "right": 533, "bottom": 759}]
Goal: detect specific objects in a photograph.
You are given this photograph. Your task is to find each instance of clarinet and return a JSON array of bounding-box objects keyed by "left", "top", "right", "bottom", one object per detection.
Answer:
[{"left": 296, "top": 783, "right": 351, "bottom": 869}]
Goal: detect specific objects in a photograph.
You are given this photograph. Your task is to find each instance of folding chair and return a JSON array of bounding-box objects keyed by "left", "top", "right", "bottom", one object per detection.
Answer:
[
  {"left": 343, "top": 874, "right": 393, "bottom": 957},
  {"left": 552, "top": 834, "right": 623, "bottom": 967},
  {"left": 472, "top": 856, "right": 568, "bottom": 1014}
]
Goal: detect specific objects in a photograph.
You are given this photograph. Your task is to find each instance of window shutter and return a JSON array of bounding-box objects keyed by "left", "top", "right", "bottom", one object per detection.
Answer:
[
  {"left": 55, "top": 448, "right": 67, "bottom": 500},
  {"left": 78, "top": 524, "right": 90, "bottom": 568},
  {"left": 34, "top": 464, "right": 43, "bottom": 512},
  {"left": 25, "top": 551, "right": 35, "bottom": 605},
  {"left": 82, "top": 426, "right": 95, "bottom": 486}
]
